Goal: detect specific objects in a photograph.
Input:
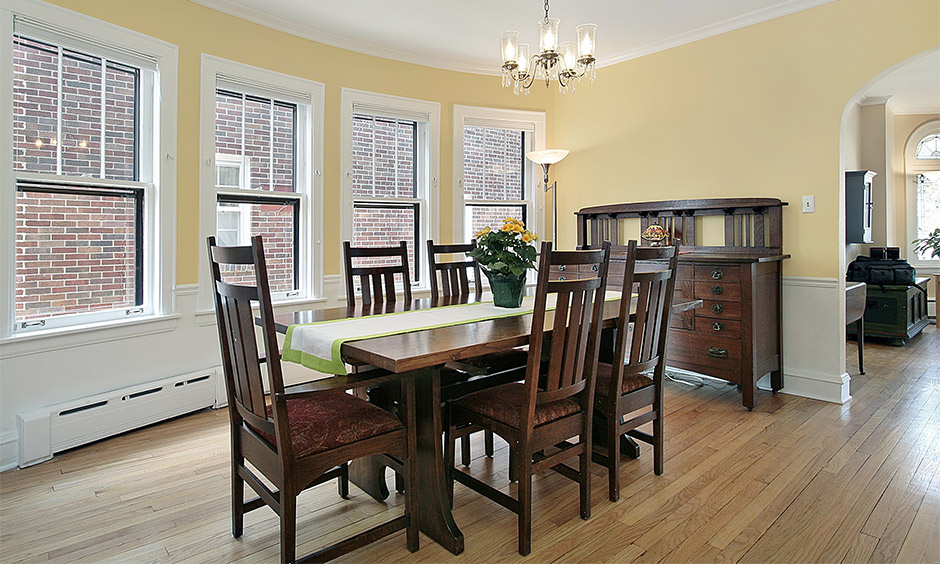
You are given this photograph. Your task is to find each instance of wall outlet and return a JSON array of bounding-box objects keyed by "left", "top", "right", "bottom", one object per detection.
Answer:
[{"left": 802, "top": 195, "right": 815, "bottom": 213}]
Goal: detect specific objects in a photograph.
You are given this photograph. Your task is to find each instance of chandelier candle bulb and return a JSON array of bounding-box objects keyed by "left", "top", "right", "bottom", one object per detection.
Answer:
[
  {"left": 517, "top": 43, "right": 531, "bottom": 73},
  {"left": 576, "top": 24, "right": 596, "bottom": 58},
  {"left": 560, "top": 42, "right": 577, "bottom": 71},
  {"left": 501, "top": 31, "right": 519, "bottom": 65},
  {"left": 538, "top": 17, "right": 560, "bottom": 52}
]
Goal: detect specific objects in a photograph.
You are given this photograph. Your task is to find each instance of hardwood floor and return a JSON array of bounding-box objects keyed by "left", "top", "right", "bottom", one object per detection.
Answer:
[{"left": 1, "top": 326, "right": 937, "bottom": 563}]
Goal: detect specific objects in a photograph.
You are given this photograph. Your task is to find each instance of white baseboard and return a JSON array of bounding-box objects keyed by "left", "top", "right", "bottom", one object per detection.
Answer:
[
  {"left": 0, "top": 431, "right": 18, "bottom": 472},
  {"left": 777, "top": 369, "right": 852, "bottom": 404}
]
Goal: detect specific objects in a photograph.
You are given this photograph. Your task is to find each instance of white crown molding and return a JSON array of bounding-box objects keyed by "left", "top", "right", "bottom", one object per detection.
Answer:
[
  {"left": 858, "top": 96, "right": 892, "bottom": 107},
  {"left": 189, "top": 0, "right": 496, "bottom": 75},
  {"left": 190, "top": 0, "right": 836, "bottom": 76},
  {"left": 891, "top": 107, "right": 940, "bottom": 116},
  {"left": 597, "top": 0, "right": 836, "bottom": 68}
]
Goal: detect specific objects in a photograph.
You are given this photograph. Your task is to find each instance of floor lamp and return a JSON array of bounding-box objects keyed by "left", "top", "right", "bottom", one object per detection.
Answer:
[{"left": 525, "top": 149, "right": 569, "bottom": 243}]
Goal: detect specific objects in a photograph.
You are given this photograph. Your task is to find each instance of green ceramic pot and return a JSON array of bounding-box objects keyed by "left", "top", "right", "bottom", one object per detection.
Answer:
[{"left": 484, "top": 270, "right": 526, "bottom": 308}]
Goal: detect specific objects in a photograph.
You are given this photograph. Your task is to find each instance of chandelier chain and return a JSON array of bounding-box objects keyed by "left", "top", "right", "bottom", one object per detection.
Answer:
[{"left": 544, "top": 0, "right": 550, "bottom": 19}]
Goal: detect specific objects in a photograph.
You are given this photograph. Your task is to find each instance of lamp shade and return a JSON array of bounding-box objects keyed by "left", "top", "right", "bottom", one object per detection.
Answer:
[{"left": 526, "top": 149, "right": 569, "bottom": 165}]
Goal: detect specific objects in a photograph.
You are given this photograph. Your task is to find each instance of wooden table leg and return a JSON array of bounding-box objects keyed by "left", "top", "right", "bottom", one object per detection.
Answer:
[
  {"left": 857, "top": 317, "right": 865, "bottom": 375},
  {"left": 414, "top": 367, "right": 464, "bottom": 555}
]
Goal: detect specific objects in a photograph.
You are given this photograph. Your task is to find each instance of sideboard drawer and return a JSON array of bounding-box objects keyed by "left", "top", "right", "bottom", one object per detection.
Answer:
[
  {"left": 693, "top": 264, "right": 741, "bottom": 282},
  {"left": 667, "top": 332, "right": 743, "bottom": 373},
  {"left": 693, "top": 281, "right": 741, "bottom": 302},
  {"left": 699, "top": 319, "right": 741, "bottom": 339},
  {"left": 695, "top": 299, "right": 742, "bottom": 319}
]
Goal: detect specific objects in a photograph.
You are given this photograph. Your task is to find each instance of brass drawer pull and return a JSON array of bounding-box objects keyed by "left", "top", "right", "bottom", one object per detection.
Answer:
[
  {"left": 712, "top": 303, "right": 724, "bottom": 314},
  {"left": 591, "top": 264, "right": 598, "bottom": 271},
  {"left": 711, "top": 286, "right": 724, "bottom": 295},
  {"left": 558, "top": 276, "right": 567, "bottom": 281},
  {"left": 707, "top": 346, "right": 728, "bottom": 359},
  {"left": 712, "top": 268, "right": 723, "bottom": 280},
  {"left": 712, "top": 322, "right": 723, "bottom": 332},
  {"left": 558, "top": 264, "right": 566, "bottom": 271}
]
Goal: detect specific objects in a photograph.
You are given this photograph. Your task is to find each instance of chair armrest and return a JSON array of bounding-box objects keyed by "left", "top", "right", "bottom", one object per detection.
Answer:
[{"left": 277, "top": 369, "right": 400, "bottom": 400}]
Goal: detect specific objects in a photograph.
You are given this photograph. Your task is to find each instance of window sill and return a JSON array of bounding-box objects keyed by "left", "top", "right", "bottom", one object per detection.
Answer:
[
  {"left": 194, "top": 296, "right": 330, "bottom": 326},
  {"left": 0, "top": 313, "right": 182, "bottom": 360}
]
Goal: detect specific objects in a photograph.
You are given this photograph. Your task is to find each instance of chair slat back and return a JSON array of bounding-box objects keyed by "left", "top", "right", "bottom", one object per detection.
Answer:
[
  {"left": 613, "top": 242, "right": 679, "bottom": 375},
  {"left": 427, "top": 240, "right": 482, "bottom": 301},
  {"left": 343, "top": 241, "right": 413, "bottom": 306},
  {"left": 208, "top": 236, "right": 285, "bottom": 447},
  {"left": 525, "top": 242, "right": 611, "bottom": 413}
]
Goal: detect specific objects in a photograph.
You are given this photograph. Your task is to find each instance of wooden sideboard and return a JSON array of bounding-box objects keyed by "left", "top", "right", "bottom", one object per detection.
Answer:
[{"left": 575, "top": 198, "right": 790, "bottom": 410}]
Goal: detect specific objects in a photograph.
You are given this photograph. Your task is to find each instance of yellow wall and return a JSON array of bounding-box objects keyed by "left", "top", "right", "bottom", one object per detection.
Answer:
[
  {"left": 551, "top": 0, "right": 940, "bottom": 278},
  {"left": 43, "top": 0, "right": 554, "bottom": 284},
  {"left": 41, "top": 0, "right": 940, "bottom": 283}
]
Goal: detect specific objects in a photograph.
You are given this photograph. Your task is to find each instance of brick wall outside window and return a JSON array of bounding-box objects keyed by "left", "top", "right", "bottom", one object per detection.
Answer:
[
  {"left": 463, "top": 127, "right": 529, "bottom": 239},
  {"left": 351, "top": 115, "right": 418, "bottom": 278},
  {"left": 214, "top": 90, "right": 297, "bottom": 292},
  {"left": 12, "top": 36, "right": 141, "bottom": 322}
]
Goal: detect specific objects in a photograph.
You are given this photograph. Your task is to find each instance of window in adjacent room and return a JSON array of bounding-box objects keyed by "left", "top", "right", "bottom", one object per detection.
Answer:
[{"left": 909, "top": 128, "right": 940, "bottom": 264}]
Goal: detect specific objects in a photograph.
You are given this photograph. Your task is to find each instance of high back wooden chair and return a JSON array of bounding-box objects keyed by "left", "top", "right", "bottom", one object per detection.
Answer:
[
  {"left": 446, "top": 241, "right": 611, "bottom": 556},
  {"left": 592, "top": 240, "right": 679, "bottom": 502},
  {"left": 427, "top": 240, "right": 482, "bottom": 301},
  {"left": 208, "top": 236, "right": 418, "bottom": 563},
  {"left": 427, "top": 240, "right": 530, "bottom": 466},
  {"left": 343, "top": 240, "right": 412, "bottom": 307}
]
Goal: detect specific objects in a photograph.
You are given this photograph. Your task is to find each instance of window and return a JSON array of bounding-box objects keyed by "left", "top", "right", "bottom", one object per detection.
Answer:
[
  {"left": 906, "top": 124, "right": 940, "bottom": 265},
  {"left": 199, "top": 55, "right": 323, "bottom": 305},
  {"left": 342, "top": 89, "right": 439, "bottom": 287},
  {"left": 906, "top": 125, "right": 940, "bottom": 265},
  {"left": 3, "top": 4, "right": 177, "bottom": 334},
  {"left": 453, "top": 106, "right": 545, "bottom": 245}
]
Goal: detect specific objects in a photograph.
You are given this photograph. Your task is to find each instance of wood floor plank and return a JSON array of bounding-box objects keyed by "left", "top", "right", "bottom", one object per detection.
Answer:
[{"left": 0, "top": 326, "right": 937, "bottom": 563}]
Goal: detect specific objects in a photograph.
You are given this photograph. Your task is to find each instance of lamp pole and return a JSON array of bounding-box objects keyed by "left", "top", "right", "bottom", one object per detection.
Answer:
[{"left": 541, "top": 164, "right": 557, "bottom": 244}]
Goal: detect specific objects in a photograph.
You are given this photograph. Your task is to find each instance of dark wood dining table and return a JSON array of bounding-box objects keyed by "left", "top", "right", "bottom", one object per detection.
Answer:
[{"left": 271, "top": 293, "right": 702, "bottom": 555}]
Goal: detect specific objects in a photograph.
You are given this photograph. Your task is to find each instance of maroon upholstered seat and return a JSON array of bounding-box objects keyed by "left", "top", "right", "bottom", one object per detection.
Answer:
[
  {"left": 454, "top": 382, "right": 579, "bottom": 429},
  {"left": 253, "top": 392, "right": 403, "bottom": 458},
  {"left": 594, "top": 362, "right": 653, "bottom": 398}
]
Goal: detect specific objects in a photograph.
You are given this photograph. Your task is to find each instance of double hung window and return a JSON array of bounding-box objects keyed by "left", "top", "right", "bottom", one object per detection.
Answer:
[
  {"left": 200, "top": 56, "right": 323, "bottom": 303},
  {"left": 342, "top": 89, "right": 439, "bottom": 287},
  {"left": 5, "top": 9, "right": 175, "bottom": 333},
  {"left": 453, "top": 106, "right": 545, "bottom": 245}
]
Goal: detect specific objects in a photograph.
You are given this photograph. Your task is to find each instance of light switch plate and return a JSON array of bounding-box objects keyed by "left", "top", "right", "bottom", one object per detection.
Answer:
[{"left": 802, "top": 195, "right": 815, "bottom": 213}]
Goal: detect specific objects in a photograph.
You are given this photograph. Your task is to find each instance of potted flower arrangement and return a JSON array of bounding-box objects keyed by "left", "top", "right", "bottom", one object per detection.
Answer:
[{"left": 468, "top": 218, "right": 538, "bottom": 308}]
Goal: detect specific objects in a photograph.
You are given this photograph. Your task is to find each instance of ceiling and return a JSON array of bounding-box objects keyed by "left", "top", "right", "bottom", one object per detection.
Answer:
[
  {"left": 861, "top": 51, "right": 940, "bottom": 115},
  {"left": 191, "top": 0, "right": 838, "bottom": 74}
]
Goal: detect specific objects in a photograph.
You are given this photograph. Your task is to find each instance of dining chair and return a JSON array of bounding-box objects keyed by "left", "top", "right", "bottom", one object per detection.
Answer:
[
  {"left": 427, "top": 240, "right": 530, "bottom": 465},
  {"left": 208, "top": 236, "right": 418, "bottom": 563},
  {"left": 445, "top": 240, "right": 611, "bottom": 556},
  {"left": 343, "top": 240, "right": 412, "bottom": 307},
  {"left": 592, "top": 240, "right": 679, "bottom": 502}
]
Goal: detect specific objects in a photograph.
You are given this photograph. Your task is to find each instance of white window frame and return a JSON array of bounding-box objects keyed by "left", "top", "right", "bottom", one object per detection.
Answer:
[
  {"left": 0, "top": 0, "right": 177, "bottom": 338},
  {"left": 198, "top": 54, "right": 324, "bottom": 310},
  {"left": 341, "top": 88, "right": 439, "bottom": 289},
  {"left": 905, "top": 120, "right": 940, "bottom": 272},
  {"left": 453, "top": 105, "right": 546, "bottom": 244}
]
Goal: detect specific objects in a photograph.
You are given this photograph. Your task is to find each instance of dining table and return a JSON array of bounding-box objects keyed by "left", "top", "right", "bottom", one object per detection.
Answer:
[{"left": 270, "top": 292, "right": 703, "bottom": 555}]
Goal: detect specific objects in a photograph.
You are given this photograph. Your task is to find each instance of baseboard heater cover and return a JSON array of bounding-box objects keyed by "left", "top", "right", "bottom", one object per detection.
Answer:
[{"left": 17, "top": 369, "right": 219, "bottom": 468}]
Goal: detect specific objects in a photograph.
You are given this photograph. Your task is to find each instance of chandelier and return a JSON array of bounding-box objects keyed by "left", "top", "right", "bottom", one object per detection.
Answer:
[{"left": 500, "top": 0, "right": 597, "bottom": 95}]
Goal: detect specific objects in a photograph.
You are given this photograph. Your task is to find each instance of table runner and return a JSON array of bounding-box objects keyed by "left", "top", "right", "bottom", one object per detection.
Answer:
[{"left": 282, "top": 293, "right": 622, "bottom": 375}]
